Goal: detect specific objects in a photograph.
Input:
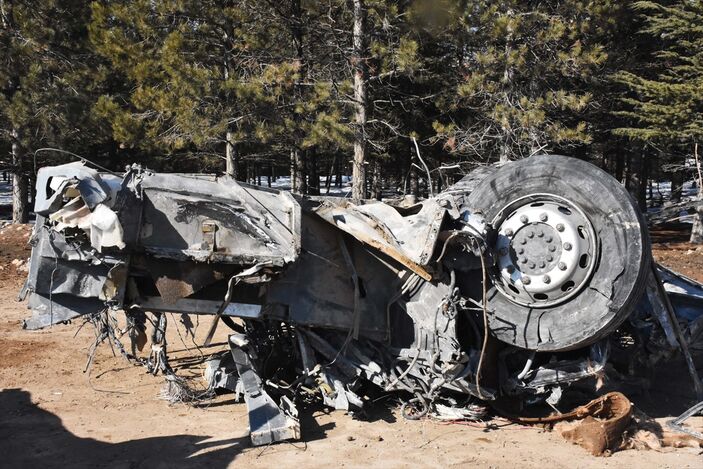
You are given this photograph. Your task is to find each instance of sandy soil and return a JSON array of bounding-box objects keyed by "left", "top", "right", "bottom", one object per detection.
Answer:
[{"left": 1, "top": 223, "right": 701, "bottom": 468}]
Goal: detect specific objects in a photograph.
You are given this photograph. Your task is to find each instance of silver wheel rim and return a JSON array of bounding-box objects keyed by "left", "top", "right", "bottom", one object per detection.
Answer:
[{"left": 492, "top": 193, "right": 598, "bottom": 308}]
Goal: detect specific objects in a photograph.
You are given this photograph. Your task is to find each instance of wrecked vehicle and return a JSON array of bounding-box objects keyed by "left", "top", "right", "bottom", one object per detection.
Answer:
[{"left": 19, "top": 154, "right": 703, "bottom": 446}]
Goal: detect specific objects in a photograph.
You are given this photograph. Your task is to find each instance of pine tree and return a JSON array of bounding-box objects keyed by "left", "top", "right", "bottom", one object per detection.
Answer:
[
  {"left": 429, "top": 0, "right": 610, "bottom": 163},
  {"left": 613, "top": 0, "right": 703, "bottom": 243},
  {"left": 0, "top": 0, "right": 98, "bottom": 223}
]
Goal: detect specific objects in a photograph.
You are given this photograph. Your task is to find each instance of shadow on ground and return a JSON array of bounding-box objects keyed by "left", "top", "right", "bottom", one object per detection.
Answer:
[{"left": 0, "top": 388, "right": 248, "bottom": 469}]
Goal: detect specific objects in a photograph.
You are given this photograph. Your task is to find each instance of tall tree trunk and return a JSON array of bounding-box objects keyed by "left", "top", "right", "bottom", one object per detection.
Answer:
[
  {"left": 671, "top": 169, "right": 684, "bottom": 203},
  {"left": 335, "top": 157, "right": 342, "bottom": 188},
  {"left": 290, "top": 149, "right": 297, "bottom": 193},
  {"left": 371, "top": 160, "right": 381, "bottom": 200},
  {"left": 351, "top": 0, "right": 367, "bottom": 201},
  {"left": 225, "top": 128, "right": 238, "bottom": 179},
  {"left": 627, "top": 151, "right": 647, "bottom": 212},
  {"left": 691, "top": 142, "right": 703, "bottom": 244},
  {"left": 614, "top": 150, "right": 624, "bottom": 183},
  {"left": 11, "top": 128, "right": 28, "bottom": 224},
  {"left": 409, "top": 143, "right": 419, "bottom": 197},
  {"left": 307, "top": 149, "right": 320, "bottom": 195},
  {"left": 325, "top": 154, "right": 336, "bottom": 194},
  {"left": 291, "top": 148, "right": 306, "bottom": 194}
]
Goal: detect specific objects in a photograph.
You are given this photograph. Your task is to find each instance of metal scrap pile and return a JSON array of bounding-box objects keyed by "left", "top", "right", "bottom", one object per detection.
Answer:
[{"left": 18, "top": 155, "right": 703, "bottom": 448}]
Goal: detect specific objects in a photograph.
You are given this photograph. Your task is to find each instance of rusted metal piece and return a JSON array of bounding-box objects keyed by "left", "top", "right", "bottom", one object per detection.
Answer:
[{"left": 555, "top": 392, "right": 633, "bottom": 456}]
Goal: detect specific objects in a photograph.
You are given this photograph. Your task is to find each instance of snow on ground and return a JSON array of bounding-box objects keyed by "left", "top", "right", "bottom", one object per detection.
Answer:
[
  {"left": 0, "top": 181, "right": 11, "bottom": 206},
  {"left": 646, "top": 180, "right": 700, "bottom": 223},
  {"left": 268, "top": 175, "right": 354, "bottom": 197}
]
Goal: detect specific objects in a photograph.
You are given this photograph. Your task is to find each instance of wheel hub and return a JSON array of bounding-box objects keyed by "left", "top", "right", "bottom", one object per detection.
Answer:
[{"left": 493, "top": 194, "right": 597, "bottom": 307}]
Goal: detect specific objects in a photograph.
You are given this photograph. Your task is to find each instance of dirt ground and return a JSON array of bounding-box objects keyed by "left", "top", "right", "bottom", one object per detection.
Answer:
[{"left": 1, "top": 223, "right": 702, "bottom": 468}]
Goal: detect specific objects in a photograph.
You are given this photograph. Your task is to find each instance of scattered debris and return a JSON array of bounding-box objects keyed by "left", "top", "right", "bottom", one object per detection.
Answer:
[
  {"left": 553, "top": 392, "right": 632, "bottom": 456},
  {"left": 16, "top": 155, "right": 703, "bottom": 451}
]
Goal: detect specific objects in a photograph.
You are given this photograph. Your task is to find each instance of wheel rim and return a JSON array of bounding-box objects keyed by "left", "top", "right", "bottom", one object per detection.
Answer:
[{"left": 492, "top": 193, "right": 598, "bottom": 308}]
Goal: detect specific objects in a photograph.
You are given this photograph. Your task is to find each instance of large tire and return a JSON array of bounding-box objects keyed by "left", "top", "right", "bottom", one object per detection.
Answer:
[{"left": 465, "top": 155, "right": 650, "bottom": 351}]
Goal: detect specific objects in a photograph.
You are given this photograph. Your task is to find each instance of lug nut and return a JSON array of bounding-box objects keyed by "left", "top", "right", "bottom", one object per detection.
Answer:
[
  {"left": 539, "top": 261, "right": 546, "bottom": 268},
  {"left": 517, "top": 248, "right": 524, "bottom": 255},
  {"left": 543, "top": 275, "right": 551, "bottom": 284},
  {"left": 520, "top": 239, "right": 527, "bottom": 245},
  {"left": 529, "top": 262, "right": 536, "bottom": 269},
  {"left": 537, "top": 230, "right": 544, "bottom": 238},
  {"left": 505, "top": 228, "right": 514, "bottom": 237},
  {"left": 539, "top": 213, "right": 548, "bottom": 222},
  {"left": 527, "top": 231, "right": 534, "bottom": 238},
  {"left": 549, "top": 245, "right": 557, "bottom": 252},
  {"left": 546, "top": 255, "right": 553, "bottom": 262},
  {"left": 522, "top": 276, "right": 531, "bottom": 285},
  {"left": 558, "top": 262, "right": 567, "bottom": 270},
  {"left": 563, "top": 242, "right": 572, "bottom": 251},
  {"left": 520, "top": 215, "right": 528, "bottom": 224},
  {"left": 546, "top": 236, "right": 553, "bottom": 242},
  {"left": 520, "top": 257, "right": 528, "bottom": 264},
  {"left": 556, "top": 223, "right": 565, "bottom": 232}
]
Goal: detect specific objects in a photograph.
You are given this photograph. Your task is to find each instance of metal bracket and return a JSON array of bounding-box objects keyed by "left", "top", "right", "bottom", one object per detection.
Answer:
[
  {"left": 666, "top": 400, "right": 703, "bottom": 440},
  {"left": 228, "top": 334, "right": 300, "bottom": 446}
]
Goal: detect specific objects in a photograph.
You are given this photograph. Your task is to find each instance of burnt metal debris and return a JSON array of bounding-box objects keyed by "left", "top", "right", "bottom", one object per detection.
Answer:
[{"left": 18, "top": 154, "right": 703, "bottom": 446}]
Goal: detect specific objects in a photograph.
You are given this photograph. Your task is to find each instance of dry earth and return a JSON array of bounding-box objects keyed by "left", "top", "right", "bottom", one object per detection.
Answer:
[{"left": 0, "top": 223, "right": 701, "bottom": 468}]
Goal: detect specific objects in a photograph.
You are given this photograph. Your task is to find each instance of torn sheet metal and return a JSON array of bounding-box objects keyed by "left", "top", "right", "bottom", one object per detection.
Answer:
[
  {"left": 313, "top": 198, "right": 446, "bottom": 279},
  {"left": 139, "top": 173, "right": 299, "bottom": 265},
  {"left": 229, "top": 334, "right": 300, "bottom": 445}
]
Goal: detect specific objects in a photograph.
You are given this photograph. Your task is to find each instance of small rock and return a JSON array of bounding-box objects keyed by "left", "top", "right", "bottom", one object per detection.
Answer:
[
  {"left": 346, "top": 435, "right": 355, "bottom": 441},
  {"left": 376, "top": 435, "right": 384, "bottom": 442}
]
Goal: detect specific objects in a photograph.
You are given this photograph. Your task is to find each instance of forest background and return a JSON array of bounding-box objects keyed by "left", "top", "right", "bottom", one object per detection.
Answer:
[{"left": 1, "top": 0, "right": 702, "bottom": 239}]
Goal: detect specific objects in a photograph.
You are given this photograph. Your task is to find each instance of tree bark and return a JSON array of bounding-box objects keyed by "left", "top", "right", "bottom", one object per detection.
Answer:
[
  {"left": 690, "top": 143, "right": 703, "bottom": 244},
  {"left": 225, "top": 129, "right": 238, "bottom": 179},
  {"left": 409, "top": 143, "right": 419, "bottom": 197},
  {"left": 325, "top": 154, "right": 336, "bottom": 194},
  {"left": 626, "top": 151, "right": 647, "bottom": 212},
  {"left": 351, "top": 0, "right": 367, "bottom": 201},
  {"left": 11, "top": 128, "right": 29, "bottom": 224},
  {"left": 307, "top": 149, "right": 320, "bottom": 195},
  {"left": 671, "top": 169, "right": 684, "bottom": 203},
  {"left": 371, "top": 160, "right": 381, "bottom": 200},
  {"left": 291, "top": 148, "right": 306, "bottom": 194}
]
